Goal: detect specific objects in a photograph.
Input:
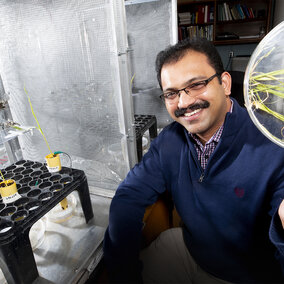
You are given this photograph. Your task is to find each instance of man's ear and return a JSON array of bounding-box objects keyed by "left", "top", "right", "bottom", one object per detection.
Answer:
[{"left": 221, "top": 72, "right": 232, "bottom": 96}]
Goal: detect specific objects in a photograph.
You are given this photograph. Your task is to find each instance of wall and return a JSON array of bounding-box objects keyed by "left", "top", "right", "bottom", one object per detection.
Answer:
[
  {"left": 216, "top": 44, "right": 257, "bottom": 71},
  {"left": 273, "top": 0, "right": 284, "bottom": 27}
]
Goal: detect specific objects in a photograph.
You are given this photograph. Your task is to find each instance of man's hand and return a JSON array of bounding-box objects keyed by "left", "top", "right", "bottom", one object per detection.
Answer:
[{"left": 278, "top": 200, "right": 284, "bottom": 229}]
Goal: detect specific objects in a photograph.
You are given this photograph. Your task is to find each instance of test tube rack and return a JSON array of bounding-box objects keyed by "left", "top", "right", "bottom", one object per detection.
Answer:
[
  {"left": 134, "top": 114, "right": 157, "bottom": 162},
  {"left": 0, "top": 160, "right": 93, "bottom": 284}
]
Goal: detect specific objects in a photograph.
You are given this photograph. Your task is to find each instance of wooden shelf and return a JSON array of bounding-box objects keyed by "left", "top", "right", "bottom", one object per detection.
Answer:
[
  {"left": 180, "top": 23, "right": 214, "bottom": 27},
  {"left": 215, "top": 17, "right": 266, "bottom": 25},
  {"left": 213, "top": 37, "right": 263, "bottom": 45},
  {"left": 178, "top": 0, "right": 214, "bottom": 5},
  {"left": 177, "top": 0, "right": 273, "bottom": 45}
]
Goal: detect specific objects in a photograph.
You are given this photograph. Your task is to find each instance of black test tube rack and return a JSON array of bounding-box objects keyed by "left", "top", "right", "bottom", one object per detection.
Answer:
[
  {"left": 0, "top": 160, "right": 93, "bottom": 284},
  {"left": 134, "top": 115, "right": 157, "bottom": 162}
]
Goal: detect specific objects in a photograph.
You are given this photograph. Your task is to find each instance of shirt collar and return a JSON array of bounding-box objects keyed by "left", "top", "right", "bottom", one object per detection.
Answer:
[{"left": 189, "top": 99, "right": 234, "bottom": 145}]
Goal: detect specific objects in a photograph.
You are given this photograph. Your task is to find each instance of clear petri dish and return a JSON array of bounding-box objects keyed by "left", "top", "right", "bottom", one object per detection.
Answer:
[
  {"left": 244, "top": 22, "right": 284, "bottom": 148},
  {"left": 0, "top": 268, "right": 7, "bottom": 284}
]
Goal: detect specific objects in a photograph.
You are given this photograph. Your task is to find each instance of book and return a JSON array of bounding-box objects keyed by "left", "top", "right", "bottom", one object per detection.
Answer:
[
  {"left": 230, "top": 6, "right": 239, "bottom": 20},
  {"left": 236, "top": 4, "right": 245, "bottom": 19},
  {"left": 197, "top": 5, "right": 205, "bottom": 24},
  {"left": 248, "top": 8, "right": 255, "bottom": 18},
  {"left": 209, "top": 5, "right": 214, "bottom": 22},
  {"left": 223, "top": 3, "right": 229, "bottom": 21},
  {"left": 241, "top": 5, "right": 250, "bottom": 18},
  {"left": 227, "top": 3, "right": 233, "bottom": 20},
  {"left": 204, "top": 5, "right": 208, "bottom": 23}
]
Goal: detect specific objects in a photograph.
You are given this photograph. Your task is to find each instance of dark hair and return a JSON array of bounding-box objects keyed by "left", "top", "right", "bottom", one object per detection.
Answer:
[{"left": 155, "top": 37, "right": 224, "bottom": 89}]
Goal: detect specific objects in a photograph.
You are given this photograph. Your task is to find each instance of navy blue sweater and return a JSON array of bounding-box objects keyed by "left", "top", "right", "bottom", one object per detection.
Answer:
[{"left": 104, "top": 99, "right": 284, "bottom": 283}]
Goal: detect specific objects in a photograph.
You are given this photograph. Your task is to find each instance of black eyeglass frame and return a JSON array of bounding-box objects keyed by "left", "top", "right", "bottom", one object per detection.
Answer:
[{"left": 159, "top": 73, "right": 220, "bottom": 101}]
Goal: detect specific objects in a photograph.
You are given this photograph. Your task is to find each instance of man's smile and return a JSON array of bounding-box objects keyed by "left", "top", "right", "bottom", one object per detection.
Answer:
[
  {"left": 184, "top": 108, "right": 203, "bottom": 117},
  {"left": 174, "top": 101, "right": 210, "bottom": 118}
]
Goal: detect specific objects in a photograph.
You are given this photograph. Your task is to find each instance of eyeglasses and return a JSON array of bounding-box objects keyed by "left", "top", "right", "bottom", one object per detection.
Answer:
[{"left": 159, "top": 73, "right": 219, "bottom": 103}]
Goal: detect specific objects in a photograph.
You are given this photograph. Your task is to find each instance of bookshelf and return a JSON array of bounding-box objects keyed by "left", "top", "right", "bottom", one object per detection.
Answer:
[{"left": 177, "top": 0, "right": 273, "bottom": 45}]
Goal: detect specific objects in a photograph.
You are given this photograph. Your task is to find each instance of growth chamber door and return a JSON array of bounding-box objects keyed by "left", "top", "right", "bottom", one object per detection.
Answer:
[
  {"left": 0, "top": 0, "right": 136, "bottom": 194},
  {"left": 126, "top": 0, "right": 178, "bottom": 129}
]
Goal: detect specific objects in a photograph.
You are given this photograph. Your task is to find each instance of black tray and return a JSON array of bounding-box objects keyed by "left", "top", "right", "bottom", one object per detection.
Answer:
[
  {"left": 0, "top": 159, "right": 93, "bottom": 284},
  {"left": 134, "top": 115, "right": 157, "bottom": 162}
]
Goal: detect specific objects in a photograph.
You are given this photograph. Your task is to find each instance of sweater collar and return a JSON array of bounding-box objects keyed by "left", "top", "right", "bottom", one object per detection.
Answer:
[
  {"left": 222, "top": 97, "right": 247, "bottom": 137},
  {"left": 183, "top": 98, "right": 248, "bottom": 172},
  {"left": 184, "top": 97, "right": 247, "bottom": 148},
  {"left": 188, "top": 99, "right": 234, "bottom": 145}
]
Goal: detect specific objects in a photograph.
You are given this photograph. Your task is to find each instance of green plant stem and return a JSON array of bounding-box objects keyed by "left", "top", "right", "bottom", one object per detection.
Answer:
[
  {"left": 24, "top": 87, "right": 53, "bottom": 154},
  {"left": 251, "top": 97, "right": 284, "bottom": 122}
]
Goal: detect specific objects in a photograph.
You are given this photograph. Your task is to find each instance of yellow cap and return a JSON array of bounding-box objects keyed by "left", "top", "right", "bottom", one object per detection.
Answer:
[
  {"left": 0, "top": 179, "right": 17, "bottom": 197},
  {"left": 45, "top": 153, "right": 62, "bottom": 172}
]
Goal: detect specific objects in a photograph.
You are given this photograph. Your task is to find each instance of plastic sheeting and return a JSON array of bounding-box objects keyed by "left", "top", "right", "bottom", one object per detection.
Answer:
[
  {"left": 244, "top": 22, "right": 284, "bottom": 148},
  {"left": 126, "top": 0, "right": 176, "bottom": 127},
  {"left": 0, "top": 0, "right": 134, "bottom": 190}
]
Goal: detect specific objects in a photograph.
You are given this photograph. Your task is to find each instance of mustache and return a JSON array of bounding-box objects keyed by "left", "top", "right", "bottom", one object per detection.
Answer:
[{"left": 174, "top": 101, "right": 210, "bottom": 117}]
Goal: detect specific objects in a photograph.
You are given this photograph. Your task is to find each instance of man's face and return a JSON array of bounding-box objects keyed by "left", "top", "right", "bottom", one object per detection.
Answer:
[{"left": 160, "top": 50, "right": 232, "bottom": 143}]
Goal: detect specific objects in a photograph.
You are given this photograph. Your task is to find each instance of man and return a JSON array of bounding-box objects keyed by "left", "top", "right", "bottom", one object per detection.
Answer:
[{"left": 103, "top": 38, "right": 284, "bottom": 283}]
